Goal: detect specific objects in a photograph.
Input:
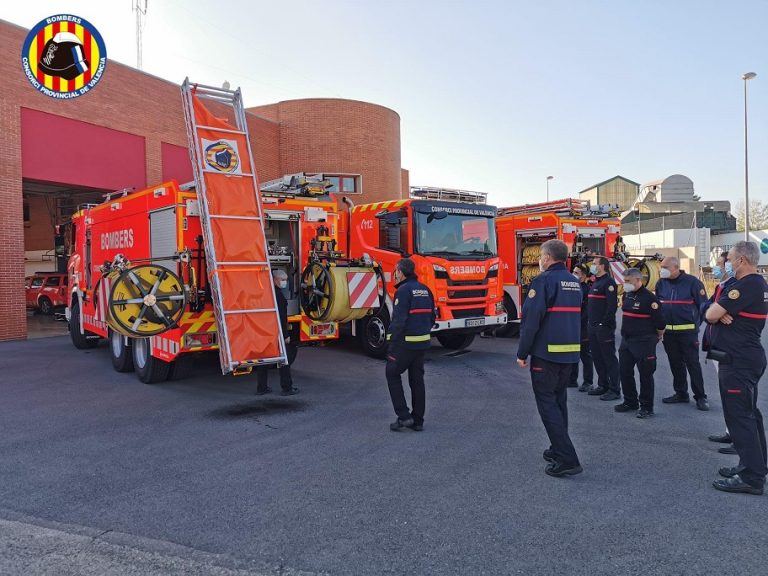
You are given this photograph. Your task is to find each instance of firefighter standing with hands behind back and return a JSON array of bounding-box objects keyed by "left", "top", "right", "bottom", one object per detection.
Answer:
[
  {"left": 614, "top": 268, "right": 666, "bottom": 418},
  {"left": 586, "top": 256, "right": 621, "bottom": 401},
  {"left": 386, "top": 258, "right": 435, "bottom": 433},
  {"left": 655, "top": 256, "right": 709, "bottom": 410},
  {"left": 517, "top": 239, "right": 583, "bottom": 478}
]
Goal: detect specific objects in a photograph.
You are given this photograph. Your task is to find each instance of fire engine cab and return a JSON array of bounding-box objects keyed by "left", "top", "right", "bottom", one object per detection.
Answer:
[
  {"left": 342, "top": 186, "right": 506, "bottom": 356},
  {"left": 495, "top": 198, "right": 621, "bottom": 336}
]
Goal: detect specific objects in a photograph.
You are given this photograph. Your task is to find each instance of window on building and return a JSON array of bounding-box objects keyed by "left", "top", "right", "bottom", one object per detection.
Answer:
[
  {"left": 23, "top": 203, "right": 30, "bottom": 223},
  {"left": 321, "top": 174, "right": 360, "bottom": 194}
]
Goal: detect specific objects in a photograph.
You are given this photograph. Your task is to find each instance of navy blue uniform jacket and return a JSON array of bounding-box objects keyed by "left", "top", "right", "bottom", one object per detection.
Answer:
[
  {"left": 387, "top": 275, "right": 436, "bottom": 351},
  {"left": 655, "top": 271, "right": 707, "bottom": 331},
  {"left": 517, "top": 262, "right": 583, "bottom": 364}
]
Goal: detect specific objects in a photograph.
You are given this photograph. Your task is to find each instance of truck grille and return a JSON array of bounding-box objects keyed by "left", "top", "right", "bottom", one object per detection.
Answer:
[
  {"left": 448, "top": 289, "right": 487, "bottom": 299},
  {"left": 451, "top": 307, "right": 485, "bottom": 319}
]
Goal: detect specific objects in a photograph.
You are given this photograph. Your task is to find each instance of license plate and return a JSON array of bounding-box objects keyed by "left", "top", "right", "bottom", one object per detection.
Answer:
[{"left": 465, "top": 318, "right": 485, "bottom": 327}]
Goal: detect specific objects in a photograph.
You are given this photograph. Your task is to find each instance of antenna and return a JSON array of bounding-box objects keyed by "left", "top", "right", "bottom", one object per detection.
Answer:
[{"left": 133, "top": 0, "right": 148, "bottom": 70}]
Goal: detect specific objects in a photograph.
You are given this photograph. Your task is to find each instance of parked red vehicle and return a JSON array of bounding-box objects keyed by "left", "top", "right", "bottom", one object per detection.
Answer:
[{"left": 26, "top": 272, "right": 68, "bottom": 314}]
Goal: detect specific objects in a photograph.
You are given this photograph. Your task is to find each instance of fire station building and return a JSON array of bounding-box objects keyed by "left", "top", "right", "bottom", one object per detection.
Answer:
[{"left": 0, "top": 19, "right": 408, "bottom": 341}]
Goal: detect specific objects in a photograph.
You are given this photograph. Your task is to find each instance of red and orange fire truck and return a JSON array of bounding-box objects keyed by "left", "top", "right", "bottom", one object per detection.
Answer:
[
  {"left": 495, "top": 198, "right": 622, "bottom": 336},
  {"left": 66, "top": 80, "right": 379, "bottom": 382},
  {"left": 340, "top": 186, "right": 506, "bottom": 356}
]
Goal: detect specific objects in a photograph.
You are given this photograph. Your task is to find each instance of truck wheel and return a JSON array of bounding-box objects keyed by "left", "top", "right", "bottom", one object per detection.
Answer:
[
  {"left": 495, "top": 294, "right": 520, "bottom": 338},
  {"left": 39, "top": 297, "right": 53, "bottom": 315},
  {"left": 132, "top": 337, "right": 171, "bottom": 384},
  {"left": 166, "top": 355, "right": 193, "bottom": 381},
  {"left": 359, "top": 308, "right": 390, "bottom": 358},
  {"left": 436, "top": 333, "right": 475, "bottom": 350},
  {"left": 69, "top": 300, "right": 99, "bottom": 350},
  {"left": 109, "top": 329, "right": 134, "bottom": 373}
]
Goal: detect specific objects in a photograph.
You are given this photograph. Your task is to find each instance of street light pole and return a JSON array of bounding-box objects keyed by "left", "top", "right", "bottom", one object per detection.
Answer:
[
  {"left": 743, "top": 72, "right": 757, "bottom": 241},
  {"left": 546, "top": 175, "right": 554, "bottom": 202}
]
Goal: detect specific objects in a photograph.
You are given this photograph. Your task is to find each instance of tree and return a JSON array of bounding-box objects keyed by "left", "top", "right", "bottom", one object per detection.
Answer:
[{"left": 734, "top": 199, "right": 768, "bottom": 231}]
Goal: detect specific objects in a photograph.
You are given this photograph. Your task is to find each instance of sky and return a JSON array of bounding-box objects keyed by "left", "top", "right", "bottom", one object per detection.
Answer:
[{"left": 3, "top": 0, "right": 767, "bottom": 207}]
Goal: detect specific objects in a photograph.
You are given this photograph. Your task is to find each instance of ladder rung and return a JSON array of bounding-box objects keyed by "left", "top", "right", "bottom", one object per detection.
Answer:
[
  {"left": 196, "top": 125, "right": 246, "bottom": 136},
  {"left": 216, "top": 261, "right": 270, "bottom": 266},
  {"left": 222, "top": 308, "right": 279, "bottom": 314},
  {"left": 201, "top": 170, "right": 255, "bottom": 178},
  {"left": 209, "top": 214, "right": 262, "bottom": 221}
]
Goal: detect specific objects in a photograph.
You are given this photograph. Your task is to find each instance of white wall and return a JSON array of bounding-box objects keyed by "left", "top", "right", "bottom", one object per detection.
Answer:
[
  {"left": 622, "top": 227, "right": 711, "bottom": 271},
  {"left": 711, "top": 230, "right": 768, "bottom": 266}
]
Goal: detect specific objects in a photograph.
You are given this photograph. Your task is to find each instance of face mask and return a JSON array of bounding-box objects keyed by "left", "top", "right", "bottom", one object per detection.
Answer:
[
  {"left": 278, "top": 280, "right": 288, "bottom": 289},
  {"left": 659, "top": 268, "right": 671, "bottom": 279},
  {"left": 712, "top": 266, "right": 722, "bottom": 279},
  {"left": 623, "top": 282, "right": 636, "bottom": 293},
  {"left": 589, "top": 264, "right": 597, "bottom": 275},
  {"left": 573, "top": 272, "right": 581, "bottom": 280},
  {"left": 724, "top": 262, "right": 734, "bottom": 276}
]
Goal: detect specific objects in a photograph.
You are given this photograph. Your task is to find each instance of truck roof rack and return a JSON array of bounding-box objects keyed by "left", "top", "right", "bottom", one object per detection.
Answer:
[
  {"left": 498, "top": 198, "right": 620, "bottom": 218},
  {"left": 410, "top": 186, "right": 487, "bottom": 205}
]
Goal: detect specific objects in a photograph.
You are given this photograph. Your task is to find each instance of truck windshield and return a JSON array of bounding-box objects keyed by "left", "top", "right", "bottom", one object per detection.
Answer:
[{"left": 415, "top": 212, "right": 497, "bottom": 259}]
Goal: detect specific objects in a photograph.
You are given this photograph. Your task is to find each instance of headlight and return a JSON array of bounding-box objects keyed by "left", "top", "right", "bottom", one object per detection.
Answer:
[
  {"left": 432, "top": 264, "right": 446, "bottom": 272},
  {"left": 489, "top": 263, "right": 499, "bottom": 271}
]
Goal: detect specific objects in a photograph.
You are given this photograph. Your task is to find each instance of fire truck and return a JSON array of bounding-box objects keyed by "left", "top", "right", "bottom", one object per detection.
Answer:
[
  {"left": 341, "top": 186, "right": 506, "bottom": 357},
  {"left": 495, "top": 198, "right": 622, "bottom": 336},
  {"left": 66, "top": 80, "right": 379, "bottom": 382}
]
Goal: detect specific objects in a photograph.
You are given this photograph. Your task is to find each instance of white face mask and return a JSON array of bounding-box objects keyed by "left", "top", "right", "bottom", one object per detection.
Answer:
[
  {"left": 659, "top": 268, "right": 671, "bottom": 279},
  {"left": 278, "top": 280, "right": 288, "bottom": 289},
  {"left": 573, "top": 272, "right": 580, "bottom": 280},
  {"left": 623, "top": 282, "right": 636, "bottom": 293}
]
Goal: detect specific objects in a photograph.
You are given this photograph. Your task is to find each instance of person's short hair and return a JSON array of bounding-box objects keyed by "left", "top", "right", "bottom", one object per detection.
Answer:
[
  {"left": 397, "top": 258, "right": 416, "bottom": 277},
  {"left": 663, "top": 256, "right": 680, "bottom": 269},
  {"left": 593, "top": 256, "right": 609, "bottom": 270},
  {"left": 732, "top": 241, "right": 760, "bottom": 267},
  {"left": 572, "top": 263, "right": 589, "bottom": 276},
  {"left": 541, "top": 239, "right": 568, "bottom": 262},
  {"left": 716, "top": 252, "right": 727, "bottom": 265},
  {"left": 271, "top": 269, "right": 288, "bottom": 279},
  {"left": 623, "top": 267, "right": 643, "bottom": 280}
]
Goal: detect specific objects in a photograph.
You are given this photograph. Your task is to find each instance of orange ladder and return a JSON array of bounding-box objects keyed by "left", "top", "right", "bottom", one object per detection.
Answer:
[{"left": 181, "top": 78, "right": 286, "bottom": 374}]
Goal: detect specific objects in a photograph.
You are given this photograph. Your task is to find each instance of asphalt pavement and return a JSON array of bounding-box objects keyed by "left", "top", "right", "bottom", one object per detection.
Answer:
[{"left": 1, "top": 332, "right": 766, "bottom": 576}]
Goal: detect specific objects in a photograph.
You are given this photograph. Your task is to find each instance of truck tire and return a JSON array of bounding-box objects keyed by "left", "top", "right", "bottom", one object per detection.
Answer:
[
  {"left": 132, "top": 337, "right": 171, "bottom": 384},
  {"left": 436, "top": 333, "right": 475, "bottom": 350},
  {"left": 166, "top": 355, "right": 193, "bottom": 381},
  {"left": 69, "top": 300, "right": 99, "bottom": 350},
  {"left": 39, "top": 297, "right": 53, "bottom": 315},
  {"left": 109, "top": 329, "right": 134, "bottom": 373},
  {"left": 358, "top": 308, "right": 390, "bottom": 358},
  {"left": 495, "top": 294, "right": 520, "bottom": 338}
]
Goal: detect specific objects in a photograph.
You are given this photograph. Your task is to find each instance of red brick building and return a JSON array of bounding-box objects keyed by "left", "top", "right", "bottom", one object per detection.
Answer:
[{"left": 0, "top": 19, "right": 408, "bottom": 341}]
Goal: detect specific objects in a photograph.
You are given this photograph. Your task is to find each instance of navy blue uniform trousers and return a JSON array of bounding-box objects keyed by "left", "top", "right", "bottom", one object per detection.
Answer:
[{"left": 531, "top": 356, "right": 580, "bottom": 467}]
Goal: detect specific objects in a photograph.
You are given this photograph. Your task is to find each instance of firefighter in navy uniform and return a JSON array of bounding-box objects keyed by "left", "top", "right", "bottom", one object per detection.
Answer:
[
  {"left": 255, "top": 270, "right": 298, "bottom": 396},
  {"left": 386, "top": 258, "right": 436, "bottom": 432},
  {"left": 570, "top": 264, "right": 594, "bottom": 391},
  {"left": 517, "top": 240, "right": 583, "bottom": 477},
  {"left": 655, "top": 256, "right": 709, "bottom": 410},
  {"left": 706, "top": 241, "right": 768, "bottom": 495},
  {"left": 614, "top": 268, "right": 666, "bottom": 418},
  {"left": 586, "top": 256, "right": 621, "bottom": 401}
]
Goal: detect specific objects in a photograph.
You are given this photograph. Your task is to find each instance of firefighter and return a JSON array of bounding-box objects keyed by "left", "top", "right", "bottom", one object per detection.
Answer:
[
  {"left": 256, "top": 270, "right": 298, "bottom": 396},
  {"left": 655, "top": 256, "right": 709, "bottom": 410},
  {"left": 517, "top": 239, "right": 583, "bottom": 477},
  {"left": 386, "top": 258, "right": 436, "bottom": 432},
  {"left": 706, "top": 241, "right": 767, "bottom": 495},
  {"left": 569, "top": 264, "right": 594, "bottom": 392},
  {"left": 703, "top": 254, "right": 738, "bottom": 454},
  {"left": 586, "top": 256, "right": 621, "bottom": 401},
  {"left": 614, "top": 268, "right": 666, "bottom": 418}
]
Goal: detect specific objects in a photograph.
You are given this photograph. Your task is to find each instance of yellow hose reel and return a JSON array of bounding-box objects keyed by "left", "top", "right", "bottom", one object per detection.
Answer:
[
  {"left": 300, "top": 262, "right": 376, "bottom": 323},
  {"left": 106, "top": 264, "right": 187, "bottom": 337},
  {"left": 521, "top": 244, "right": 541, "bottom": 264}
]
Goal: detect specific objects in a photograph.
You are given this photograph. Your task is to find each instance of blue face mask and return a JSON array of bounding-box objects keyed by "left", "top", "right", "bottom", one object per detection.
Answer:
[
  {"left": 724, "top": 262, "right": 734, "bottom": 276},
  {"left": 589, "top": 264, "right": 597, "bottom": 275},
  {"left": 712, "top": 266, "right": 722, "bottom": 279}
]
